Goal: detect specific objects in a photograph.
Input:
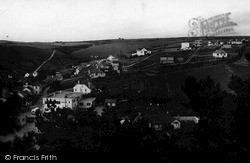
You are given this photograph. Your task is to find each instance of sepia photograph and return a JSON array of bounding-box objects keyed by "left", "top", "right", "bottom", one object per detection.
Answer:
[{"left": 0, "top": 0, "right": 250, "bottom": 161}]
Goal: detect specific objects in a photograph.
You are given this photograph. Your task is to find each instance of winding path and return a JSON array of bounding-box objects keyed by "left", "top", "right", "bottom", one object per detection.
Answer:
[{"left": 33, "top": 49, "right": 56, "bottom": 74}]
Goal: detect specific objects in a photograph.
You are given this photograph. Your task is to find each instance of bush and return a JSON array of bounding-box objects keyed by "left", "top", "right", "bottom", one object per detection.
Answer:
[{"left": 245, "top": 53, "right": 250, "bottom": 62}]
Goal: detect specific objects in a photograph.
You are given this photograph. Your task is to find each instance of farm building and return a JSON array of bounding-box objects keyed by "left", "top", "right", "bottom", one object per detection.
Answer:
[
  {"left": 160, "top": 57, "right": 175, "bottom": 64},
  {"left": 194, "top": 40, "right": 203, "bottom": 47},
  {"left": 181, "top": 43, "right": 190, "bottom": 50},
  {"left": 213, "top": 49, "right": 228, "bottom": 58},
  {"left": 132, "top": 48, "right": 151, "bottom": 56},
  {"left": 231, "top": 40, "right": 243, "bottom": 45}
]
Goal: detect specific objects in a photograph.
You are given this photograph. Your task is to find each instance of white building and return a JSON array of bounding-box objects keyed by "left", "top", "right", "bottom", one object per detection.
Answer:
[
  {"left": 132, "top": 48, "right": 151, "bottom": 56},
  {"left": 181, "top": 43, "right": 190, "bottom": 50},
  {"left": 79, "top": 98, "right": 96, "bottom": 109},
  {"left": 74, "top": 68, "right": 80, "bottom": 75},
  {"left": 73, "top": 81, "right": 91, "bottom": 94},
  {"left": 207, "top": 41, "right": 214, "bottom": 46},
  {"left": 24, "top": 73, "right": 30, "bottom": 78},
  {"left": 33, "top": 71, "right": 38, "bottom": 77},
  {"left": 107, "top": 55, "right": 115, "bottom": 61},
  {"left": 231, "top": 40, "right": 243, "bottom": 45},
  {"left": 212, "top": 49, "right": 228, "bottom": 58},
  {"left": 42, "top": 91, "right": 83, "bottom": 110}
]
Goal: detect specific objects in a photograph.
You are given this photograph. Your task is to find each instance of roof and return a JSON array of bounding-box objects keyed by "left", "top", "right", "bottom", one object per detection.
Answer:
[
  {"left": 45, "top": 91, "right": 82, "bottom": 99},
  {"left": 174, "top": 116, "right": 200, "bottom": 123},
  {"left": 75, "top": 80, "right": 95, "bottom": 89},
  {"left": 141, "top": 48, "right": 148, "bottom": 51},
  {"left": 81, "top": 97, "right": 96, "bottom": 102},
  {"left": 105, "top": 99, "right": 117, "bottom": 103},
  {"left": 144, "top": 114, "right": 175, "bottom": 124},
  {"left": 214, "top": 49, "right": 227, "bottom": 54}
]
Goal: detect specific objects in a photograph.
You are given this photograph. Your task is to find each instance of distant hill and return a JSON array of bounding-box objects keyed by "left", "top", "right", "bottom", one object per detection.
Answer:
[
  {"left": 1, "top": 36, "right": 249, "bottom": 80},
  {"left": 0, "top": 42, "right": 92, "bottom": 79},
  {"left": 72, "top": 37, "right": 250, "bottom": 59}
]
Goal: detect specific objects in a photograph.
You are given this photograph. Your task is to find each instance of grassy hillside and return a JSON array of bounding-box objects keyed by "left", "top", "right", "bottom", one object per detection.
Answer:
[
  {"left": 1, "top": 36, "right": 249, "bottom": 80},
  {"left": 72, "top": 38, "right": 193, "bottom": 59},
  {"left": 0, "top": 42, "right": 91, "bottom": 79},
  {"left": 72, "top": 37, "right": 250, "bottom": 59}
]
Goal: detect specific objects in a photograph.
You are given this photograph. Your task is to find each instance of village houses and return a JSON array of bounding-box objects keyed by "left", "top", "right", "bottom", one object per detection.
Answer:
[
  {"left": 88, "top": 69, "right": 106, "bottom": 79},
  {"left": 213, "top": 49, "right": 228, "bottom": 58}
]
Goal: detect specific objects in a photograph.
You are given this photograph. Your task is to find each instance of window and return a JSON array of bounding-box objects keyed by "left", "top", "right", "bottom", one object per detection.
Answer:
[{"left": 87, "top": 103, "right": 91, "bottom": 106}]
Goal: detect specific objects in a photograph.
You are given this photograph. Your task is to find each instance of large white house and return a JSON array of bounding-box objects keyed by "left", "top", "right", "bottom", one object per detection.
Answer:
[
  {"left": 42, "top": 91, "right": 83, "bottom": 110},
  {"left": 213, "top": 49, "right": 228, "bottom": 58},
  {"left": 73, "top": 81, "right": 92, "bottom": 94}
]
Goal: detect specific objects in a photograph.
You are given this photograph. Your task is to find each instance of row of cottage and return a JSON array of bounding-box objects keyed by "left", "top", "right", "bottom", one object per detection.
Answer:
[{"left": 181, "top": 38, "right": 246, "bottom": 50}]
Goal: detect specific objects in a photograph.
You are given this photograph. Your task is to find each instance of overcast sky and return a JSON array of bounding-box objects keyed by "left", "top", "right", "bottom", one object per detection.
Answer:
[{"left": 0, "top": 0, "right": 250, "bottom": 42}]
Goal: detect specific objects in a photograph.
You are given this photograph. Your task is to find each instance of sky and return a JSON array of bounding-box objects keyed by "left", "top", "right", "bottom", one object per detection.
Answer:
[{"left": 0, "top": 0, "right": 250, "bottom": 42}]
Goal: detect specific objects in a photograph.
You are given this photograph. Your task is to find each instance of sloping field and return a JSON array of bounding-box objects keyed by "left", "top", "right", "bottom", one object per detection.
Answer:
[
  {"left": 0, "top": 43, "right": 84, "bottom": 78},
  {"left": 165, "top": 62, "right": 250, "bottom": 93},
  {"left": 71, "top": 38, "right": 196, "bottom": 59}
]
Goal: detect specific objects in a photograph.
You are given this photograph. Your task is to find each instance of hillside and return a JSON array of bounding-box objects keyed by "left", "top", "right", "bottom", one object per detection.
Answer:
[
  {"left": 72, "top": 37, "right": 249, "bottom": 59},
  {"left": 0, "top": 42, "right": 92, "bottom": 79},
  {"left": 1, "top": 36, "right": 249, "bottom": 80}
]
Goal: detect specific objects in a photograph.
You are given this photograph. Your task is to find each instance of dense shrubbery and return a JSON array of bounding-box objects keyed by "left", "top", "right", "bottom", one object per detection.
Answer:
[{"left": 1, "top": 74, "right": 249, "bottom": 161}]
